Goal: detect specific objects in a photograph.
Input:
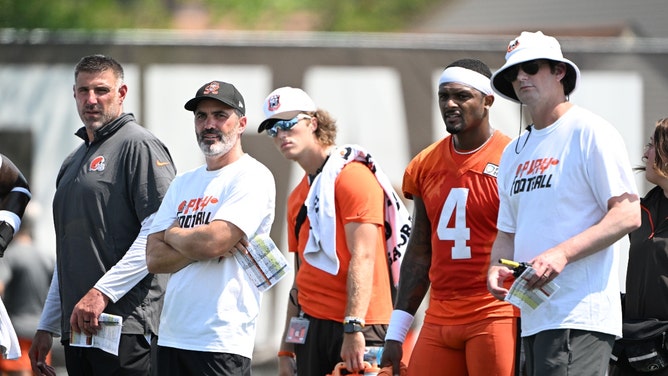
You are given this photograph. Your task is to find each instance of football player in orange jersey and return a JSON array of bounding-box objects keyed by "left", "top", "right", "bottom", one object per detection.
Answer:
[{"left": 381, "top": 58, "right": 518, "bottom": 375}]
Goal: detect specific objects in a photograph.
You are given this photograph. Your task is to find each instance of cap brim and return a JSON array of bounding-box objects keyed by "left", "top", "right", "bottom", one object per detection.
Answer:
[
  {"left": 184, "top": 97, "right": 201, "bottom": 111},
  {"left": 491, "top": 69, "right": 519, "bottom": 102},
  {"left": 257, "top": 110, "right": 302, "bottom": 133},
  {"left": 184, "top": 96, "right": 245, "bottom": 114}
]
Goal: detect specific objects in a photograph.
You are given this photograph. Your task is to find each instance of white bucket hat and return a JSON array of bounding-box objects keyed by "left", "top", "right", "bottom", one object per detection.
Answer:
[
  {"left": 257, "top": 87, "right": 317, "bottom": 133},
  {"left": 491, "top": 31, "right": 581, "bottom": 103}
]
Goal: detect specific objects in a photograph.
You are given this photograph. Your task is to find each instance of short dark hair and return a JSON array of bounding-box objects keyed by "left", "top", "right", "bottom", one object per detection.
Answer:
[
  {"left": 445, "top": 58, "right": 492, "bottom": 79},
  {"left": 74, "top": 54, "right": 124, "bottom": 82},
  {"left": 546, "top": 60, "right": 577, "bottom": 96}
]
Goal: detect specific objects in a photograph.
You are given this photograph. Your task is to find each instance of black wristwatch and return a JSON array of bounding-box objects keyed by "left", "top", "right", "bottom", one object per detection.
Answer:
[{"left": 343, "top": 320, "right": 364, "bottom": 334}]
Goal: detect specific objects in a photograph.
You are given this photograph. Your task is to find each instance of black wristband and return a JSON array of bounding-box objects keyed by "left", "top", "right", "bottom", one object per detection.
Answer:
[{"left": 0, "top": 221, "right": 14, "bottom": 257}]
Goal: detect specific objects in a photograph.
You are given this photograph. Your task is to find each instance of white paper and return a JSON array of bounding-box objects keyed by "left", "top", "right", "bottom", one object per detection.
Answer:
[
  {"left": 234, "top": 234, "right": 290, "bottom": 292},
  {"left": 505, "top": 267, "right": 560, "bottom": 311},
  {"left": 69, "top": 313, "right": 122, "bottom": 356}
]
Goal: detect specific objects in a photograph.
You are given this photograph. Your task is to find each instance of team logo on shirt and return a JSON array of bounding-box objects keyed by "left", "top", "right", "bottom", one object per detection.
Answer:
[
  {"left": 511, "top": 157, "right": 559, "bottom": 195},
  {"left": 483, "top": 163, "right": 499, "bottom": 177},
  {"left": 177, "top": 196, "right": 220, "bottom": 228},
  {"left": 89, "top": 156, "right": 106, "bottom": 172}
]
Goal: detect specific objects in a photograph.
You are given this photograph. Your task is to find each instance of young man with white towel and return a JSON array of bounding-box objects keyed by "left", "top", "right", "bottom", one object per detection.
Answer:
[{"left": 258, "top": 87, "right": 410, "bottom": 376}]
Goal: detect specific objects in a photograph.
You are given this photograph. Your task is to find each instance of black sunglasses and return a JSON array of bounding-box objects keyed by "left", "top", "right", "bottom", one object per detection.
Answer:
[{"left": 502, "top": 60, "right": 545, "bottom": 82}]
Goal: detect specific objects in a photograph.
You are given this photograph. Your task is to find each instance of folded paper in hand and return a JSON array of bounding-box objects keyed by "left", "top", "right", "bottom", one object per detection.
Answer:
[
  {"left": 70, "top": 313, "right": 122, "bottom": 356},
  {"left": 504, "top": 267, "right": 560, "bottom": 311},
  {"left": 234, "top": 234, "right": 290, "bottom": 292}
]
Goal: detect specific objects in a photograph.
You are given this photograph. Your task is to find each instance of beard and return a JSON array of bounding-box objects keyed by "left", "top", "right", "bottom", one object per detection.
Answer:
[
  {"left": 197, "top": 128, "right": 236, "bottom": 157},
  {"left": 445, "top": 123, "right": 463, "bottom": 135}
]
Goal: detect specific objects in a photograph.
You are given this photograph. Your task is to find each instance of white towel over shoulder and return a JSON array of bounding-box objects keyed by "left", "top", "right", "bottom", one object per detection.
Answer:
[
  {"left": 0, "top": 298, "right": 20, "bottom": 360},
  {"left": 304, "top": 144, "right": 411, "bottom": 287}
]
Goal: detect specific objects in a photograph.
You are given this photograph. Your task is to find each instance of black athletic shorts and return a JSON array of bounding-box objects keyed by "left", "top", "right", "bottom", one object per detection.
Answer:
[
  {"left": 294, "top": 314, "right": 387, "bottom": 376},
  {"left": 156, "top": 345, "right": 251, "bottom": 376}
]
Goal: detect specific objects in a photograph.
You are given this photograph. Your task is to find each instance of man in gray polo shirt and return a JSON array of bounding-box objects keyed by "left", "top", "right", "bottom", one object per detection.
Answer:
[{"left": 29, "top": 54, "right": 176, "bottom": 376}]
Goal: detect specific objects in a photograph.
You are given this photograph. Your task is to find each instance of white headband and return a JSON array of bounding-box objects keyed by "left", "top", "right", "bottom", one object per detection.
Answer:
[{"left": 438, "top": 66, "right": 493, "bottom": 95}]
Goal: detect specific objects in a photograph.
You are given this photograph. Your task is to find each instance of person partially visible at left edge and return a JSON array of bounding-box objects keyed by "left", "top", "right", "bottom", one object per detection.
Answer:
[
  {"left": 0, "top": 153, "right": 31, "bottom": 362},
  {"left": 486, "top": 31, "right": 640, "bottom": 376},
  {"left": 28, "top": 54, "right": 176, "bottom": 376},
  {"left": 0, "top": 204, "right": 55, "bottom": 376},
  {"left": 146, "top": 80, "right": 276, "bottom": 376},
  {"left": 0, "top": 154, "right": 30, "bottom": 258}
]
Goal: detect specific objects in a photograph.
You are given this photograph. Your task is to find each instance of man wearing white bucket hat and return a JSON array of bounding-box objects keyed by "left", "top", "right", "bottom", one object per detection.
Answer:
[{"left": 487, "top": 31, "right": 641, "bottom": 375}]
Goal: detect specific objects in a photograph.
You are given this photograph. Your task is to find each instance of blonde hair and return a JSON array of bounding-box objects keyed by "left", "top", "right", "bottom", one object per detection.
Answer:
[{"left": 312, "top": 109, "right": 337, "bottom": 147}]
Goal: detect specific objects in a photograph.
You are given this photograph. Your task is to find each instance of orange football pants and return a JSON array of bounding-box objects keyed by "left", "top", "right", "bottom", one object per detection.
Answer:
[{"left": 408, "top": 317, "right": 517, "bottom": 376}]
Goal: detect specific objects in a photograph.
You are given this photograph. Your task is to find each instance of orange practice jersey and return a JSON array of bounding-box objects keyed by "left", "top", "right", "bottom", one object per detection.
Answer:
[
  {"left": 287, "top": 162, "right": 393, "bottom": 324},
  {"left": 403, "top": 130, "right": 516, "bottom": 324}
]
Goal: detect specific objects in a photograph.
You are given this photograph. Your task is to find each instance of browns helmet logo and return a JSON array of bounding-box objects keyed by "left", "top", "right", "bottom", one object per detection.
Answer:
[
  {"left": 507, "top": 38, "right": 520, "bottom": 53},
  {"left": 203, "top": 81, "right": 220, "bottom": 95},
  {"left": 89, "top": 156, "right": 106, "bottom": 172},
  {"left": 267, "top": 94, "right": 281, "bottom": 112}
]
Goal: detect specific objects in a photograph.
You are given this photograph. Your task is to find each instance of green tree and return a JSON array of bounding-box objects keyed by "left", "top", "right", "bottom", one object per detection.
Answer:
[{"left": 0, "top": 0, "right": 441, "bottom": 32}]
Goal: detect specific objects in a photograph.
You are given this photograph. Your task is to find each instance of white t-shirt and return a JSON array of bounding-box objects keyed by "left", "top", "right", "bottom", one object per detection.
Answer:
[
  {"left": 150, "top": 153, "right": 275, "bottom": 358},
  {"left": 497, "top": 105, "right": 637, "bottom": 337}
]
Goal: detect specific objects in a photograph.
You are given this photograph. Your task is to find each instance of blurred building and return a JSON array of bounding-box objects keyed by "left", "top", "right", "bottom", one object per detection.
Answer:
[{"left": 414, "top": 0, "right": 668, "bottom": 38}]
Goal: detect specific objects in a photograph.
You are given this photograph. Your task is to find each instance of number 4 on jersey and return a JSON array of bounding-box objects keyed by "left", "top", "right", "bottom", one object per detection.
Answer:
[{"left": 436, "top": 188, "right": 471, "bottom": 259}]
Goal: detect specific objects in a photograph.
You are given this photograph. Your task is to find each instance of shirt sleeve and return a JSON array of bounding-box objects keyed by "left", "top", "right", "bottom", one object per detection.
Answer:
[
  {"left": 496, "top": 148, "right": 517, "bottom": 233},
  {"left": 215, "top": 167, "right": 275, "bottom": 238},
  {"left": 335, "top": 163, "right": 384, "bottom": 226},
  {"left": 93, "top": 213, "right": 156, "bottom": 303},
  {"left": 585, "top": 122, "right": 639, "bottom": 208},
  {"left": 36, "top": 266, "right": 61, "bottom": 336}
]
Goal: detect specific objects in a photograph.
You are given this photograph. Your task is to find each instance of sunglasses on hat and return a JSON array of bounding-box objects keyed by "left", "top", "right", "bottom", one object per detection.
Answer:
[
  {"left": 502, "top": 60, "right": 547, "bottom": 82},
  {"left": 266, "top": 114, "right": 312, "bottom": 137}
]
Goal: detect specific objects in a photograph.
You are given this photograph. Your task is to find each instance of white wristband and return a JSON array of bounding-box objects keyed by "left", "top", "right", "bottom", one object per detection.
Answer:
[
  {"left": 384, "top": 309, "right": 414, "bottom": 343},
  {"left": 0, "top": 210, "right": 20, "bottom": 234}
]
